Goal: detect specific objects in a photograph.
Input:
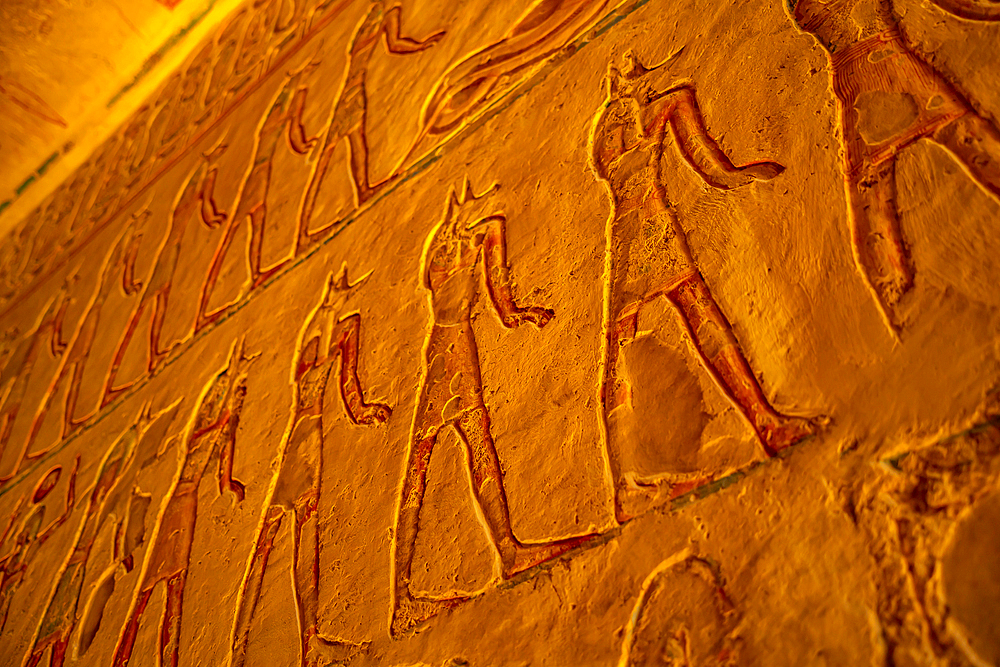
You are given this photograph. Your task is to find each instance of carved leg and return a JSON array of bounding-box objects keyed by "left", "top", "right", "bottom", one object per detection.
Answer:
[
  {"left": 149, "top": 288, "right": 176, "bottom": 372},
  {"left": 161, "top": 572, "right": 186, "bottom": 667},
  {"left": 390, "top": 432, "right": 463, "bottom": 638},
  {"left": 297, "top": 128, "right": 344, "bottom": 254},
  {"left": 0, "top": 406, "right": 17, "bottom": 465},
  {"left": 18, "top": 363, "right": 78, "bottom": 475},
  {"left": 112, "top": 585, "right": 155, "bottom": 667},
  {"left": 197, "top": 216, "right": 242, "bottom": 333},
  {"left": 455, "top": 407, "right": 594, "bottom": 580},
  {"left": 602, "top": 309, "right": 656, "bottom": 523},
  {"left": 61, "top": 360, "right": 90, "bottom": 437},
  {"left": 602, "top": 307, "right": 708, "bottom": 524},
  {"left": 248, "top": 206, "right": 289, "bottom": 289},
  {"left": 667, "top": 274, "right": 816, "bottom": 456},
  {"left": 102, "top": 295, "right": 149, "bottom": 407},
  {"left": 21, "top": 631, "right": 69, "bottom": 667},
  {"left": 230, "top": 505, "right": 284, "bottom": 667},
  {"left": 846, "top": 158, "right": 913, "bottom": 330},
  {"left": 0, "top": 587, "right": 12, "bottom": 634},
  {"left": 292, "top": 493, "right": 364, "bottom": 667},
  {"left": 346, "top": 127, "right": 377, "bottom": 207},
  {"left": 933, "top": 113, "right": 1000, "bottom": 201}
]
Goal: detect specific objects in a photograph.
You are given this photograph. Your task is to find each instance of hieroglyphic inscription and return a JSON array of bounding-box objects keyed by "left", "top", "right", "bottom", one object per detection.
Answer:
[
  {"left": 0, "top": 76, "right": 68, "bottom": 129},
  {"left": 591, "top": 53, "right": 819, "bottom": 523}
]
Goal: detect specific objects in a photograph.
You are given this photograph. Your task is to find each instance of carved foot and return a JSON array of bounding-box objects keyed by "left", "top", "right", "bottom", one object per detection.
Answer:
[
  {"left": 390, "top": 594, "right": 466, "bottom": 638},
  {"left": 251, "top": 260, "right": 291, "bottom": 290},
  {"left": 501, "top": 533, "right": 597, "bottom": 579},
  {"left": 759, "top": 415, "right": 822, "bottom": 456},
  {"left": 303, "top": 629, "right": 367, "bottom": 667},
  {"left": 356, "top": 175, "right": 399, "bottom": 207},
  {"left": 614, "top": 476, "right": 711, "bottom": 524},
  {"left": 615, "top": 480, "right": 663, "bottom": 524},
  {"left": 872, "top": 273, "right": 914, "bottom": 331}
]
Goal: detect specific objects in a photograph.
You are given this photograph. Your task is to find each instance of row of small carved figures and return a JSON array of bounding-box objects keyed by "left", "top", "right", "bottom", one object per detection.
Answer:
[
  {"left": 5, "top": 0, "right": 1000, "bottom": 358},
  {"left": 5, "top": 285, "right": 995, "bottom": 666},
  {"left": 1, "top": 242, "right": 749, "bottom": 667},
  {"left": 3, "top": 20, "right": 1000, "bottom": 613},
  {"left": 0, "top": 0, "right": 363, "bottom": 299},
  {"left": 0, "top": 0, "right": 598, "bottom": 307}
]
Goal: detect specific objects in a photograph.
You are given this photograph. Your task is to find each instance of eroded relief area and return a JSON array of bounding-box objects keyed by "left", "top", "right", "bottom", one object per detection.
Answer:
[{"left": 0, "top": 0, "right": 996, "bottom": 665}]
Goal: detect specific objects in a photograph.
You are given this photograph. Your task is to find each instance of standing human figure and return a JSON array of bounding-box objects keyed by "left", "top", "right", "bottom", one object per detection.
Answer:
[
  {"left": 0, "top": 289, "right": 70, "bottom": 470},
  {"left": 295, "top": 1, "right": 445, "bottom": 252},
  {"left": 21, "top": 402, "right": 180, "bottom": 667},
  {"left": 591, "top": 54, "right": 817, "bottom": 523},
  {"left": 16, "top": 218, "right": 144, "bottom": 479},
  {"left": 229, "top": 266, "right": 390, "bottom": 667},
  {"left": 390, "top": 180, "right": 594, "bottom": 637},
  {"left": 111, "top": 339, "right": 254, "bottom": 667},
  {"left": 0, "top": 460, "right": 77, "bottom": 636},
  {"left": 102, "top": 145, "right": 227, "bottom": 407},
  {"left": 196, "top": 65, "right": 318, "bottom": 334},
  {"left": 787, "top": 0, "right": 1000, "bottom": 329}
]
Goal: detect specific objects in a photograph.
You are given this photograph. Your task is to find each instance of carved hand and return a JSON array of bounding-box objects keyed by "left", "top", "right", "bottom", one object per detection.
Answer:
[
  {"left": 359, "top": 403, "right": 392, "bottom": 426},
  {"left": 504, "top": 306, "right": 554, "bottom": 329},
  {"left": 424, "top": 30, "right": 446, "bottom": 46},
  {"left": 227, "top": 478, "right": 246, "bottom": 502},
  {"left": 203, "top": 209, "right": 227, "bottom": 229},
  {"left": 740, "top": 161, "right": 784, "bottom": 182}
]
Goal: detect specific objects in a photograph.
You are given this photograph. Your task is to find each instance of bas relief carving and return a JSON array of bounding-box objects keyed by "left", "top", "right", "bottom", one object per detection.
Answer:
[{"left": 0, "top": 0, "right": 996, "bottom": 664}]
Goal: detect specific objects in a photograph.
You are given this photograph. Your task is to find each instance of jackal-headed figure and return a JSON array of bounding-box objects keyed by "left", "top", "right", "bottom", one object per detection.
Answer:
[
  {"left": 786, "top": 0, "right": 1000, "bottom": 329},
  {"left": 390, "top": 179, "right": 595, "bottom": 637},
  {"left": 591, "top": 53, "right": 818, "bottom": 524},
  {"left": 16, "top": 217, "right": 144, "bottom": 478},
  {"left": 295, "top": 1, "right": 445, "bottom": 252},
  {"left": 196, "top": 64, "right": 318, "bottom": 334},
  {"left": 102, "top": 145, "right": 227, "bottom": 406},
  {"left": 228, "top": 267, "right": 390, "bottom": 667},
  {"left": 111, "top": 339, "right": 255, "bottom": 667},
  {"left": 21, "top": 401, "right": 180, "bottom": 667},
  {"left": 0, "top": 288, "right": 70, "bottom": 473}
]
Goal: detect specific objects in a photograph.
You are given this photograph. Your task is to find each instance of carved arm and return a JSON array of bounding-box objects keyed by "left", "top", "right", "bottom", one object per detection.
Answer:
[
  {"left": 383, "top": 5, "right": 445, "bottom": 54},
  {"left": 478, "top": 217, "right": 553, "bottom": 329},
  {"left": 331, "top": 313, "right": 391, "bottom": 425}
]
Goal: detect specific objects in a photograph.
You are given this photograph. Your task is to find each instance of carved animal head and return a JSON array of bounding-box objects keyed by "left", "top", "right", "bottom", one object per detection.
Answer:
[{"left": 446, "top": 176, "right": 502, "bottom": 235}]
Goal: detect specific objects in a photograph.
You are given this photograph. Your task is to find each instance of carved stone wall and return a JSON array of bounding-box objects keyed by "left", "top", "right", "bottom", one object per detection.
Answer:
[{"left": 0, "top": 1, "right": 998, "bottom": 665}]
